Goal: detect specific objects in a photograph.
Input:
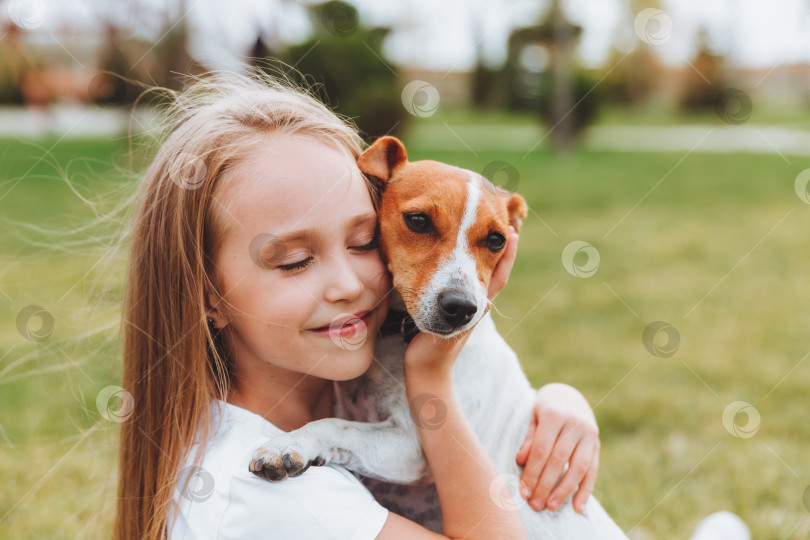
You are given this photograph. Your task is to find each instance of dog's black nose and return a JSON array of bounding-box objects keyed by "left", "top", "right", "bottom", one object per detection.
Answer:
[{"left": 438, "top": 291, "right": 477, "bottom": 327}]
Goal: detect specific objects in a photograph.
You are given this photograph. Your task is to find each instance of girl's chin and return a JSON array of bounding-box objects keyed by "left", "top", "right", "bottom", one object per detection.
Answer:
[{"left": 324, "top": 346, "right": 375, "bottom": 382}]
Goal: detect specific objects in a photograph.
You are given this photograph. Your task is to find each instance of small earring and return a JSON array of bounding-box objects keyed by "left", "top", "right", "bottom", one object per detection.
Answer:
[{"left": 207, "top": 317, "right": 216, "bottom": 329}]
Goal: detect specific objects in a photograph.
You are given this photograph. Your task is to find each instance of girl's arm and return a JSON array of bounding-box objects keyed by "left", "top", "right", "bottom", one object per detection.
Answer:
[{"left": 377, "top": 332, "right": 527, "bottom": 540}]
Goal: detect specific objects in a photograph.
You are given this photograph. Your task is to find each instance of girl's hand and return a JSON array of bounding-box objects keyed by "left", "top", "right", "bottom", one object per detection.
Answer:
[
  {"left": 404, "top": 331, "right": 470, "bottom": 378},
  {"left": 515, "top": 383, "right": 599, "bottom": 514},
  {"left": 488, "top": 226, "right": 519, "bottom": 300}
]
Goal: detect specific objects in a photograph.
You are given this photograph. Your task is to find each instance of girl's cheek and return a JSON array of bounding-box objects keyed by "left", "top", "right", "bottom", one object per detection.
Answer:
[
  {"left": 372, "top": 265, "right": 393, "bottom": 296},
  {"left": 284, "top": 273, "right": 322, "bottom": 304},
  {"left": 361, "top": 253, "right": 388, "bottom": 281},
  {"left": 254, "top": 274, "right": 312, "bottom": 312}
]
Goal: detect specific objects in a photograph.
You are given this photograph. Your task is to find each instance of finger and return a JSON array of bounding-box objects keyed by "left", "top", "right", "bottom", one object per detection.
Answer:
[
  {"left": 528, "top": 425, "right": 579, "bottom": 511},
  {"left": 404, "top": 330, "right": 471, "bottom": 372},
  {"left": 414, "top": 329, "right": 469, "bottom": 351},
  {"left": 490, "top": 227, "right": 517, "bottom": 296},
  {"left": 515, "top": 413, "right": 538, "bottom": 466},
  {"left": 487, "top": 226, "right": 519, "bottom": 300},
  {"left": 572, "top": 442, "right": 599, "bottom": 513},
  {"left": 546, "top": 438, "right": 594, "bottom": 512},
  {"left": 519, "top": 412, "right": 564, "bottom": 504}
]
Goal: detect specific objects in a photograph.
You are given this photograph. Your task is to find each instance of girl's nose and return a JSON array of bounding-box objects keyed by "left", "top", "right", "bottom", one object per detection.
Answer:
[{"left": 323, "top": 255, "right": 364, "bottom": 303}]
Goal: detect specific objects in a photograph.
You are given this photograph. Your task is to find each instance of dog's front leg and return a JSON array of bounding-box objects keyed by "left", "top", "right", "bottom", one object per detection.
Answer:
[{"left": 249, "top": 415, "right": 429, "bottom": 484}]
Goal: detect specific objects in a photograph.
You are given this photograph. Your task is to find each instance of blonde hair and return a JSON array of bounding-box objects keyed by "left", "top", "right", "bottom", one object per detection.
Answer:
[{"left": 114, "top": 69, "right": 368, "bottom": 540}]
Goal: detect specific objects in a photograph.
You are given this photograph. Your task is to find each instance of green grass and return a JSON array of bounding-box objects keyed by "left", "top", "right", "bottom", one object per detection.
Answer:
[
  {"left": 2, "top": 135, "right": 810, "bottom": 538},
  {"left": 418, "top": 102, "right": 810, "bottom": 129}
]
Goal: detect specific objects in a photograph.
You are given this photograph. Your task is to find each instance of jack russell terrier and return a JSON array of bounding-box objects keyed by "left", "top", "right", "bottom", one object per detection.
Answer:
[{"left": 249, "top": 136, "right": 629, "bottom": 538}]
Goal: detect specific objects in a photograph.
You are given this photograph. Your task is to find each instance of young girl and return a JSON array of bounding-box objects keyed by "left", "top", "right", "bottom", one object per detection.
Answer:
[{"left": 113, "top": 70, "right": 601, "bottom": 540}]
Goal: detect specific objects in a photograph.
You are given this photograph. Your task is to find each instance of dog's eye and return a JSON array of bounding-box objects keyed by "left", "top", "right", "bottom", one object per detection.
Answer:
[
  {"left": 486, "top": 232, "right": 506, "bottom": 252},
  {"left": 404, "top": 213, "right": 433, "bottom": 233}
]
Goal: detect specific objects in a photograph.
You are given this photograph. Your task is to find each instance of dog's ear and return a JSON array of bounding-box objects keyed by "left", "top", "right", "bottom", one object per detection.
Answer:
[
  {"left": 506, "top": 194, "right": 528, "bottom": 233},
  {"left": 357, "top": 136, "right": 408, "bottom": 186}
]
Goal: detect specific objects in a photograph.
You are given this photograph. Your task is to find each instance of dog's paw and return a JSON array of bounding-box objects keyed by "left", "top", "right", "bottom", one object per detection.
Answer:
[{"left": 248, "top": 435, "right": 326, "bottom": 482}]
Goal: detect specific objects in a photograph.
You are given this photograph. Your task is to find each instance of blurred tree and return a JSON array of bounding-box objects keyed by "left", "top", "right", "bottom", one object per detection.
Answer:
[
  {"left": 469, "top": 14, "right": 502, "bottom": 108},
  {"left": 596, "top": 0, "right": 665, "bottom": 108},
  {"left": 91, "top": 0, "right": 200, "bottom": 107},
  {"left": 503, "top": 0, "right": 598, "bottom": 152},
  {"left": 90, "top": 25, "right": 143, "bottom": 107},
  {"left": 0, "top": 22, "right": 29, "bottom": 105},
  {"left": 267, "top": 1, "right": 405, "bottom": 141},
  {"left": 601, "top": 45, "right": 662, "bottom": 106},
  {"left": 678, "top": 29, "right": 725, "bottom": 112},
  {"left": 471, "top": 60, "right": 499, "bottom": 108},
  {"left": 548, "top": 0, "right": 578, "bottom": 152},
  {"left": 503, "top": 26, "right": 547, "bottom": 111},
  {"left": 150, "top": 1, "right": 197, "bottom": 91}
]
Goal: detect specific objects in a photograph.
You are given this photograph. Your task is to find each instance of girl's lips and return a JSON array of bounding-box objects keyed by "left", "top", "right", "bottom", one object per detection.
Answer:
[{"left": 309, "top": 310, "right": 373, "bottom": 340}]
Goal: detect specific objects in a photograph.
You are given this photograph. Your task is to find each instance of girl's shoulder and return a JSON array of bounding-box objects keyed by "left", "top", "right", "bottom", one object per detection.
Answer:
[{"left": 168, "top": 400, "right": 389, "bottom": 540}]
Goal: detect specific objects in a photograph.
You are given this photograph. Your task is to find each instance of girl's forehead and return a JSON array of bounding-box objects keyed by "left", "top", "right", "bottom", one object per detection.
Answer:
[{"left": 216, "top": 134, "right": 371, "bottom": 232}]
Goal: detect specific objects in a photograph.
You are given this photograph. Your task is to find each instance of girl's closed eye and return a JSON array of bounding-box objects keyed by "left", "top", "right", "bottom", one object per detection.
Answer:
[
  {"left": 351, "top": 234, "right": 378, "bottom": 252},
  {"left": 277, "top": 236, "right": 376, "bottom": 273},
  {"left": 278, "top": 257, "right": 312, "bottom": 272}
]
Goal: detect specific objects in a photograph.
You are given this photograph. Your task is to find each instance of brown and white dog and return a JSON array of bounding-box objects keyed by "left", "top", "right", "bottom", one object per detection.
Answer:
[{"left": 249, "top": 137, "right": 628, "bottom": 539}]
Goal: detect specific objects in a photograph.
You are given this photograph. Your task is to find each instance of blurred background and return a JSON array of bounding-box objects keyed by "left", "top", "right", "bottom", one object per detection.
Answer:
[{"left": 2, "top": 0, "right": 810, "bottom": 538}]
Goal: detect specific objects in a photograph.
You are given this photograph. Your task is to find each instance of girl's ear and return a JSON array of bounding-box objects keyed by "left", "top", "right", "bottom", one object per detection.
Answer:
[
  {"left": 205, "top": 292, "right": 228, "bottom": 329},
  {"left": 357, "top": 136, "right": 408, "bottom": 186},
  {"left": 506, "top": 194, "right": 528, "bottom": 233}
]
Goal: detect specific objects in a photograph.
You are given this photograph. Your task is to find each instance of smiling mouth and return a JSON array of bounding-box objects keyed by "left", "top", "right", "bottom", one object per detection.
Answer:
[{"left": 309, "top": 309, "right": 373, "bottom": 339}]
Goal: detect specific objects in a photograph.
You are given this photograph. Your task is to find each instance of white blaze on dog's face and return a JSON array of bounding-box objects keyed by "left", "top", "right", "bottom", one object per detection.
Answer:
[{"left": 358, "top": 136, "right": 528, "bottom": 337}]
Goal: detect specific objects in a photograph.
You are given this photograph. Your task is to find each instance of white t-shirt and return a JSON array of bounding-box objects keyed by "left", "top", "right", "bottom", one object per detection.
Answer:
[{"left": 167, "top": 398, "right": 389, "bottom": 540}]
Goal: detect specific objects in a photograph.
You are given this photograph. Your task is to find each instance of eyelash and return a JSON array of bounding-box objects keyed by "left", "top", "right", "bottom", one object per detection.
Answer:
[
  {"left": 352, "top": 236, "right": 379, "bottom": 252},
  {"left": 278, "top": 258, "right": 312, "bottom": 272},
  {"left": 277, "top": 236, "right": 378, "bottom": 272}
]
